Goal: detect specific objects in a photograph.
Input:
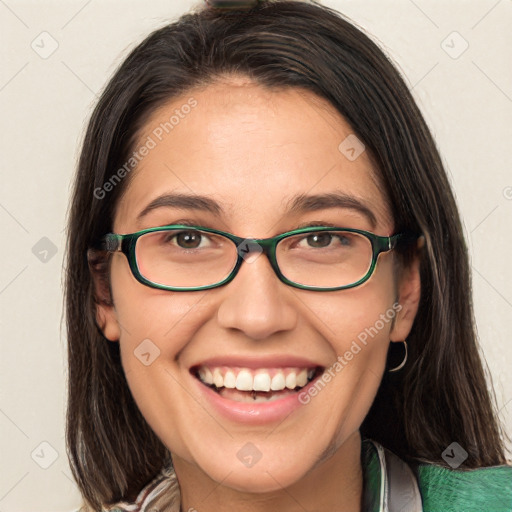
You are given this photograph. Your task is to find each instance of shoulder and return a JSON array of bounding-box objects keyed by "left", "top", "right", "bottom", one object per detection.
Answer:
[
  {"left": 362, "top": 437, "right": 512, "bottom": 512},
  {"left": 415, "top": 461, "right": 512, "bottom": 512}
]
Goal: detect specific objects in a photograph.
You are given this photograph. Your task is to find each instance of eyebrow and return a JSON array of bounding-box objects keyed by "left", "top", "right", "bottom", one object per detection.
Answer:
[
  {"left": 137, "top": 191, "right": 377, "bottom": 228},
  {"left": 137, "top": 193, "right": 223, "bottom": 220},
  {"left": 287, "top": 192, "right": 377, "bottom": 228}
]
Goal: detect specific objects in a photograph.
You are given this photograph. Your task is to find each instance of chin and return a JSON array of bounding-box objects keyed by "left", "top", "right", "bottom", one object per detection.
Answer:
[
  {"left": 209, "top": 462, "right": 306, "bottom": 494},
  {"left": 187, "top": 443, "right": 316, "bottom": 495}
]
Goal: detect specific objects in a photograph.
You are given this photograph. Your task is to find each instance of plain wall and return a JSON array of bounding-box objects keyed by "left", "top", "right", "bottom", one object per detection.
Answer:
[{"left": 0, "top": 1, "right": 511, "bottom": 510}]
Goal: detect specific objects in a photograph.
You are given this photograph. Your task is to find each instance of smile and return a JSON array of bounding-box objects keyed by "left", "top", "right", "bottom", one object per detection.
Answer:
[
  {"left": 191, "top": 364, "right": 324, "bottom": 404},
  {"left": 191, "top": 364, "right": 324, "bottom": 423},
  {"left": 188, "top": 355, "right": 326, "bottom": 423}
]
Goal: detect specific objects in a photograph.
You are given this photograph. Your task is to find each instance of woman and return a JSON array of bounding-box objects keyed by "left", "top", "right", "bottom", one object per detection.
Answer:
[{"left": 65, "top": 1, "right": 512, "bottom": 511}]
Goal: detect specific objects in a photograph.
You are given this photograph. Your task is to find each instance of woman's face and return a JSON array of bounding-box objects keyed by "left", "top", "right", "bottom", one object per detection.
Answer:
[{"left": 97, "top": 77, "right": 420, "bottom": 494}]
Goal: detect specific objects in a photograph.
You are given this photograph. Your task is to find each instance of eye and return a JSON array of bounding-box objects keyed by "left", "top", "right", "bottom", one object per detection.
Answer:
[
  {"left": 297, "top": 232, "right": 353, "bottom": 249},
  {"left": 163, "top": 230, "right": 212, "bottom": 250}
]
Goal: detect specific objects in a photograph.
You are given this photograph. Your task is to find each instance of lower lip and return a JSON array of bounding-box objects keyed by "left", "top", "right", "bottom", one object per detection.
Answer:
[{"left": 191, "top": 371, "right": 320, "bottom": 425}]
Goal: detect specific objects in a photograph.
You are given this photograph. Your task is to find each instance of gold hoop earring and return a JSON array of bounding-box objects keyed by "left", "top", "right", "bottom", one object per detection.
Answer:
[{"left": 388, "top": 340, "right": 408, "bottom": 373}]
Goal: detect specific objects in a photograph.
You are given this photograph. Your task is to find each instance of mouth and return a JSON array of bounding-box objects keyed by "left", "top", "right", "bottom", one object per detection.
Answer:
[{"left": 191, "top": 365, "right": 325, "bottom": 403}]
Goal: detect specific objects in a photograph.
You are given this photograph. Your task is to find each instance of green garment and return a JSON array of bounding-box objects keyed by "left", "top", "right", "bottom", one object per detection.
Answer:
[{"left": 362, "top": 437, "right": 512, "bottom": 512}]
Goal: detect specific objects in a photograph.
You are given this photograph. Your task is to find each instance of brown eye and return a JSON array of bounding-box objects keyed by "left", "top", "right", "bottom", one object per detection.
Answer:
[
  {"left": 298, "top": 232, "right": 354, "bottom": 249},
  {"left": 174, "top": 231, "right": 203, "bottom": 249},
  {"left": 305, "top": 232, "right": 332, "bottom": 248}
]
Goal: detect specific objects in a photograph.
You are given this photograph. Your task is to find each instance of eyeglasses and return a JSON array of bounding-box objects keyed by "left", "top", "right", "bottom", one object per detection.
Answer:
[{"left": 94, "top": 224, "right": 418, "bottom": 292}]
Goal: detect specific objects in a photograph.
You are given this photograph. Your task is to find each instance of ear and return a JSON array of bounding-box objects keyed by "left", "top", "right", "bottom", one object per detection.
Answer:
[
  {"left": 88, "top": 248, "right": 121, "bottom": 342},
  {"left": 95, "top": 302, "right": 121, "bottom": 342},
  {"left": 389, "top": 239, "right": 423, "bottom": 342}
]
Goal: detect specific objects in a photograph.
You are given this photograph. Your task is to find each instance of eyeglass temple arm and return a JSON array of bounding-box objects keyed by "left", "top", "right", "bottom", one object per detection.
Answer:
[
  {"left": 90, "top": 233, "right": 123, "bottom": 252},
  {"left": 389, "top": 232, "right": 421, "bottom": 250}
]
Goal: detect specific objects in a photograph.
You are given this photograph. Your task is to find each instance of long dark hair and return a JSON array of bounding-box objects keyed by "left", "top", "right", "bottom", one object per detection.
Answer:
[{"left": 65, "top": 1, "right": 509, "bottom": 509}]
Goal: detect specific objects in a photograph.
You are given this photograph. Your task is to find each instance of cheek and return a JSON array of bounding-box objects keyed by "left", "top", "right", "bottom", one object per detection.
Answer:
[
  {"left": 110, "top": 253, "right": 205, "bottom": 348},
  {"left": 113, "top": 290, "right": 207, "bottom": 457},
  {"left": 115, "top": 290, "right": 207, "bottom": 389},
  {"left": 290, "top": 261, "right": 399, "bottom": 439},
  {"left": 109, "top": 257, "right": 207, "bottom": 421},
  {"left": 308, "top": 258, "right": 398, "bottom": 359}
]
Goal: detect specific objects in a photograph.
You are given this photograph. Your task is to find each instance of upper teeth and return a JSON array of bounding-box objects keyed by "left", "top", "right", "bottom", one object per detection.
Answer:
[{"left": 197, "top": 366, "right": 316, "bottom": 392}]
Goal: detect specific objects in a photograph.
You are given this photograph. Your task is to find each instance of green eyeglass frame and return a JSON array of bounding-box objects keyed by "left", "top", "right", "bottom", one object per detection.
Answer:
[{"left": 95, "top": 224, "right": 418, "bottom": 292}]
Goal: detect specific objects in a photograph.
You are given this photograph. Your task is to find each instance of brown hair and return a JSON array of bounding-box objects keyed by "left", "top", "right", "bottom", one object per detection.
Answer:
[{"left": 65, "top": 1, "right": 510, "bottom": 509}]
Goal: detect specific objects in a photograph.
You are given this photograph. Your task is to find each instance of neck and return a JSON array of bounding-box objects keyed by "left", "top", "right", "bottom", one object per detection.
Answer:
[{"left": 174, "top": 430, "right": 363, "bottom": 512}]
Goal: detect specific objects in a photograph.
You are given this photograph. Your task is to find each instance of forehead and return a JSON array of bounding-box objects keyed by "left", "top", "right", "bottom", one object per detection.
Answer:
[{"left": 114, "top": 78, "right": 393, "bottom": 234}]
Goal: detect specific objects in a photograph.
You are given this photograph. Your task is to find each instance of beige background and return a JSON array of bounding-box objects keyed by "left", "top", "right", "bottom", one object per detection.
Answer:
[{"left": 0, "top": 1, "right": 511, "bottom": 510}]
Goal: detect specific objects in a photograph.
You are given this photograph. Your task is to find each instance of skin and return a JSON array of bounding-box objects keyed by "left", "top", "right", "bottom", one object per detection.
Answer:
[{"left": 96, "top": 76, "right": 421, "bottom": 512}]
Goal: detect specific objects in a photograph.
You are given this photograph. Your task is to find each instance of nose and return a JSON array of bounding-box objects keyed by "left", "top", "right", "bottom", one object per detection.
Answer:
[{"left": 216, "top": 248, "right": 298, "bottom": 340}]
